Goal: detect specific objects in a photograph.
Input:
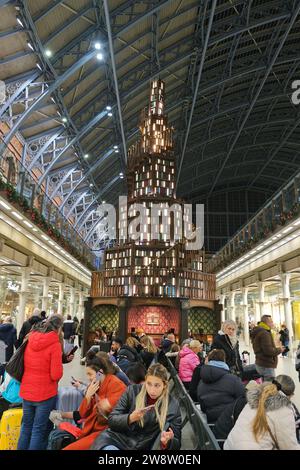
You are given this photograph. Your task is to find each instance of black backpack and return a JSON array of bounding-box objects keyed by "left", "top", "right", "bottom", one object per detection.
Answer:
[{"left": 47, "top": 428, "right": 76, "bottom": 450}]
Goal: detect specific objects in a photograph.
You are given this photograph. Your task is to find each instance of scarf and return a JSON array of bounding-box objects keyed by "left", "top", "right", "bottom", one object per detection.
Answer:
[
  {"left": 208, "top": 360, "right": 229, "bottom": 371},
  {"left": 258, "top": 321, "right": 271, "bottom": 331},
  {"left": 220, "top": 330, "right": 238, "bottom": 348}
]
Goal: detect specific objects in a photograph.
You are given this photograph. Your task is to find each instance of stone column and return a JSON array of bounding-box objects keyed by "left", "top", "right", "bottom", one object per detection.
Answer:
[
  {"left": 58, "top": 283, "right": 65, "bottom": 315},
  {"left": 242, "top": 287, "right": 250, "bottom": 346},
  {"left": 219, "top": 294, "right": 226, "bottom": 323},
  {"left": 257, "top": 281, "right": 266, "bottom": 322},
  {"left": 68, "top": 287, "right": 75, "bottom": 318},
  {"left": 281, "top": 273, "right": 294, "bottom": 344},
  {"left": 41, "top": 277, "right": 51, "bottom": 312},
  {"left": 17, "top": 267, "right": 30, "bottom": 333},
  {"left": 78, "top": 291, "right": 84, "bottom": 320},
  {"left": 229, "top": 291, "right": 236, "bottom": 321}
]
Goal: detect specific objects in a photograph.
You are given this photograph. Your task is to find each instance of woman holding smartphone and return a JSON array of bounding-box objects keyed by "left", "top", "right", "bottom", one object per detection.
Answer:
[
  {"left": 90, "top": 363, "right": 181, "bottom": 450},
  {"left": 51, "top": 352, "right": 126, "bottom": 450}
]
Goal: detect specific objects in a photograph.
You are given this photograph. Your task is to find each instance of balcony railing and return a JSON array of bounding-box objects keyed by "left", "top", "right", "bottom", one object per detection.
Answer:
[
  {"left": 0, "top": 137, "right": 97, "bottom": 270},
  {"left": 207, "top": 170, "right": 300, "bottom": 273}
]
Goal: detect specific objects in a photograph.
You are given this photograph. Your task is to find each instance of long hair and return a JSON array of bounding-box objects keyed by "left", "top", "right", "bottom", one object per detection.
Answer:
[
  {"left": 32, "top": 314, "right": 63, "bottom": 333},
  {"left": 252, "top": 383, "right": 279, "bottom": 442},
  {"left": 140, "top": 335, "right": 158, "bottom": 354},
  {"left": 135, "top": 363, "right": 169, "bottom": 431},
  {"left": 126, "top": 336, "right": 142, "bottom": 350},
  {"left": 85, "top": 350, "right": 113, "bottom": 375}
]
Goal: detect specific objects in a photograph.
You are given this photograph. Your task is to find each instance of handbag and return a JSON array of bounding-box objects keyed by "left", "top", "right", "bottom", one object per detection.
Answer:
[{"left": 5, "top": 339, "right": 28, "bottom": 383}]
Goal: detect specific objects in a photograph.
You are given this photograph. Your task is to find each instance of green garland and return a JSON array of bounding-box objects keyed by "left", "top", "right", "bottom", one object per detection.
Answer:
[{"left": 0, "top": 176, "right": 95, "bottom": 270}]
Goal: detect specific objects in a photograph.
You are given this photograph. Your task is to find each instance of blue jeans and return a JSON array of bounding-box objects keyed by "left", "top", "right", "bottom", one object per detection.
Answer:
[
  {"left": 255, "top": 365, "right": 275, "bottom": 381},
  {"left": 17, "top": 396, "right": 57, "bottom": 450}
]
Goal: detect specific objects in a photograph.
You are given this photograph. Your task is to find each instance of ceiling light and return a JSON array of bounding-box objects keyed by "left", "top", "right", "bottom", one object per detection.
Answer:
[
  {"left": 32, "top": 228, "right": 38, "bottom": 232},
  {"left": 51, "top": 97, "right": 56, "bottom": 104},
  {"left": 27, "top": 42, "right": 34, "bottom": 51},
  {"left": 90, "top": 183, "right": 93, "bottom": 188},
  {"left": 106, "top": 106, "right": 112, "bottom": 111},
  {"left": 16, "top": 16, "right": 24, "bottom": 27},
  {"left": 57, "top": 110, "right": 61, "bottom": 116},
  {"left": 119, "top": 172, "right": 123, "bottom": 176},
  {"left": 115, "top": 149, "right": 119, "bottom": 153},
  {"left": 36, "top": 63, "right": 42, "bottom": 71},
  {"left": 113, "top": 145, "right": 118, "bottom": 149},
  {"left": 12, "top": 211, "right": 23, "bottom": 220},
  {"left": 102, "top": 200, "right": 106, "bottom": 204},
  {"left": 0, "top": 200, "right": 11, "bottom": 210},
  {"left": 84, "top": 154, "right": 89, "bottom": 159},
  {"left": 23, "top": 221, "right": 33, "bottom": 228},
  {"left": 95, "top": 42, "right": 101, "bottom": 50},
  {"left": 62, "top": 117, "right": 67, "bottom": 123},
  {"left": 120, "top": 175, "right": 124, "bottom": 179},
  {"left": 108, "top": 112, "right": 112, "bottom": 117},
  {"left": 96, "top": 53, "right": 103, "bottom": 60},
  {"left": 45, "top": 49, "right": 52, "bottom": 57}
]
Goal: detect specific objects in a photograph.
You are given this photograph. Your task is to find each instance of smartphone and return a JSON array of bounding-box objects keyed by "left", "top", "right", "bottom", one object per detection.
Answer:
[
  {"left": 68, "top": 345, "right": 78, "bottom": 356},
  {"left": 95, "top": 371, "right": 103, "bottom": 382},
  {"left": 140, "top": 404, "right": 156, "bottom": 412}
]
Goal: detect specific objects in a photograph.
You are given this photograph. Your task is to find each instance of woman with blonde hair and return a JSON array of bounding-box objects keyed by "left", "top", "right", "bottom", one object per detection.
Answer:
[
  {"left": 211, "top": 319, "right": 243, "bottom": 376},
  {"left": 90, "top": 363, "right": 181, "bottom": 450},
  {"left": 140, "top": 335, "right": 158, "bottom": 368},
  {"left": 224, "top": 375, "right": 300, "bottom": 449}
]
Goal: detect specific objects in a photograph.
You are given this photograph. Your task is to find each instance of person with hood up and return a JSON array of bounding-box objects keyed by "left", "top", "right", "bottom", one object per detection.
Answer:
[
  {"left": 0, "top": 316, "right": 17, "bottom": 362},
  {"left": 178, "top": 340, "right": 201, "bottom": 390},
  {"left": 211, "top": 320, "right": 243, "bottom": 376},
  {"left": 251, "top": 315, "right": 284, "bottom": 381},
  {"left": 17, "top": 315, "right": 64, "bottom": 450},
  {"left": 224, "top": 375, "right": 300, "bottom": 450},
  {"left": 196, "top": 349, "right": 245, "bottom": 424}
]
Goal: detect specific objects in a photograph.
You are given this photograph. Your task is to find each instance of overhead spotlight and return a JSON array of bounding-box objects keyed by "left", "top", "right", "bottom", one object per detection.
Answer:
[
  {"left": 84, "top": 154, "right": 89, "bottom": 159},
  {"left": 27, "top": 41, "right": 34, "bottom": 51},
  {"left": 62, "top": 117, "right": 67, "bottom": 123},
  {"left": 113, "top": 145, "right": 118, "bottom": 149},
  {"left": 16, "top": 16, "right": 24, "bottom": 27},
  {"left": 36, "top": 62, "right": 42, "bottom": 71},
  {"left": 51, "top": 97, "right": 56, "bottom": 104},
  {"left": 45, "top": 49, "right": 52, "bottom": 58},
  {"left": 96, "top": 53, "right": 103, "bottom": 60},
  {"left": 108, "top": 112, "right": 112, "bottom": 117},
  {"left": 120, "top": 175, "right": 124, "bottom": 179},
  {"left": 95, "top": 42, "right": 101, "bottom": 50},
  {"left": 102, "top": 200, "right": 106, "bottom": 204},
  {"left": 115, "top": 149, "right": 119, "bottom": 153},
  {"left": 119, "top": 172, "right": 123, "bottom": 176},
  {"left": 90, "top": 183, "right": 93, "bottom": 188},
  {"left": 106, "top": 105, "right": 112, "bottom": 111}
]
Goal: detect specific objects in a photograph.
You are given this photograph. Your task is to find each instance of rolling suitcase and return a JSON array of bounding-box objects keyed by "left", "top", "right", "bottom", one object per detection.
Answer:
[
  {"left": 56, "top": 386, "right": 83, "bottom": 423},
  {"left": 0, "top": 407, "right": 23, "bottom": 450}
]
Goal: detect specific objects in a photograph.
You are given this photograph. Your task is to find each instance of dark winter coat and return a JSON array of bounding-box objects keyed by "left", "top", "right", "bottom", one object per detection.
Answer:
[
  {"left": 189, "top": 363, "right": 203, "bottom": 402},
  {"left": 161, "top": 339, "right": 174, "bottom": 353},
  {"left": 213, "top": 395, "right": 247, "bottom": 440},
  {"left": 251, "top": 325, "right": 281, "bottom": 368},
  {"left": 0, "top": 323, "right": 17, "bottom": 361},
  {"left": 90, "top": 384, "right": 181, "bottom": 451},
  {"left": 211, "top": 334, "right": 243, "bottom": 374},
  {"left": 17, "top": 316, "right": 42, "bottom": 348},
  {"left": 118, "top": 345, "right": 140, "bottom": 363},
  {"left": 62, "top": 320, "right": 76, "bottom": 340},
  {"left": 197, "top": 364, "right": 245, "bottom": 423},
  {"left": 140, "top": 350, "right": 156, "bottom": 369}
]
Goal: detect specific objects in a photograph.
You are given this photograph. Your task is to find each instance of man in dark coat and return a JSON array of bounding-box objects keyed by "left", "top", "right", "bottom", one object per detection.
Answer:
[
  {"left": 251, "top": 315, "right": 284, "bottom": 381},
  {"left": 0, "top": 316, "right": 17, "bottom": 362},
  {"left": 161, "top": 333, "right": 175, "bottom": 353}
]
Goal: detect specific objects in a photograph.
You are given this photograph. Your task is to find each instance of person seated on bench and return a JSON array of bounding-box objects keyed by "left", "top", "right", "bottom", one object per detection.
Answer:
[
  {"left": 197, "top": 349, "right": 245, "bottom": 424},
  {"left": 90, "top": 363, "right": 181, "bottom": 451}
]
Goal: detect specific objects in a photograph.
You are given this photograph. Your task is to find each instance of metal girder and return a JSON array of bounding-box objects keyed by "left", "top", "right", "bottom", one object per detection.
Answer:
[
  {"left": 176, "top": 0, "right": 217, "bottom": 189},
  {"left": 76, "top": 203, "right": 98, "bottom": 231},
  {"left": 207, "top": 4, "right": 300, "bottom": 198},
  {"left": 186, "top": 185, "right": 274, "bottom": 204},
  {"left": 57, "top": 148, "right": 115, "bottom": 208},
  {"left": 0, "top": 73, "right": 39, "bottom": 119},
  {"left": 27, "top": 130, "right": 64, "bottom": 171},
  {"left": 50, "top": 165, "right": 78, "bottom": 199},
  {"left": 65, "top": 190, "right": 88, "bottom": 219},
  {"left": 0, "top": 51, "right": 95, "bottom": 149},
  {"left": 44, "top": 5, "right": 95, "bottom": 48},
  {"left": 33, "top": 0, "right": 63, "bottom": 22},
  {"left": 37, "top": 108, "right": 108, "bottom": 184},
  {"left": 103, "top": 0, "right": 127, "bottom": 166},
  {"left": 249, "top": 113, "right": 300, "bottom": 189},
  {"left": 179, "top": 156, "right": 292, "bottom": 190}
]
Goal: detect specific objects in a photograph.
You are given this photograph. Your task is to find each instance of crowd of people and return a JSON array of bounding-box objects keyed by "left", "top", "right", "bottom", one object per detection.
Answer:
[{"left": 0, "top": 310, "right": 299, "bottom": 451}]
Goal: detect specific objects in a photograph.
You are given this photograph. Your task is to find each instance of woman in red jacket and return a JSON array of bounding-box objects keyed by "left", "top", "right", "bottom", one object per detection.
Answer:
[
  {"left": 17, "top": 315, "right": 64, "bottom": 450},
  {"left": 60, "top": 352, "right": 127, "bottom": 450}
]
